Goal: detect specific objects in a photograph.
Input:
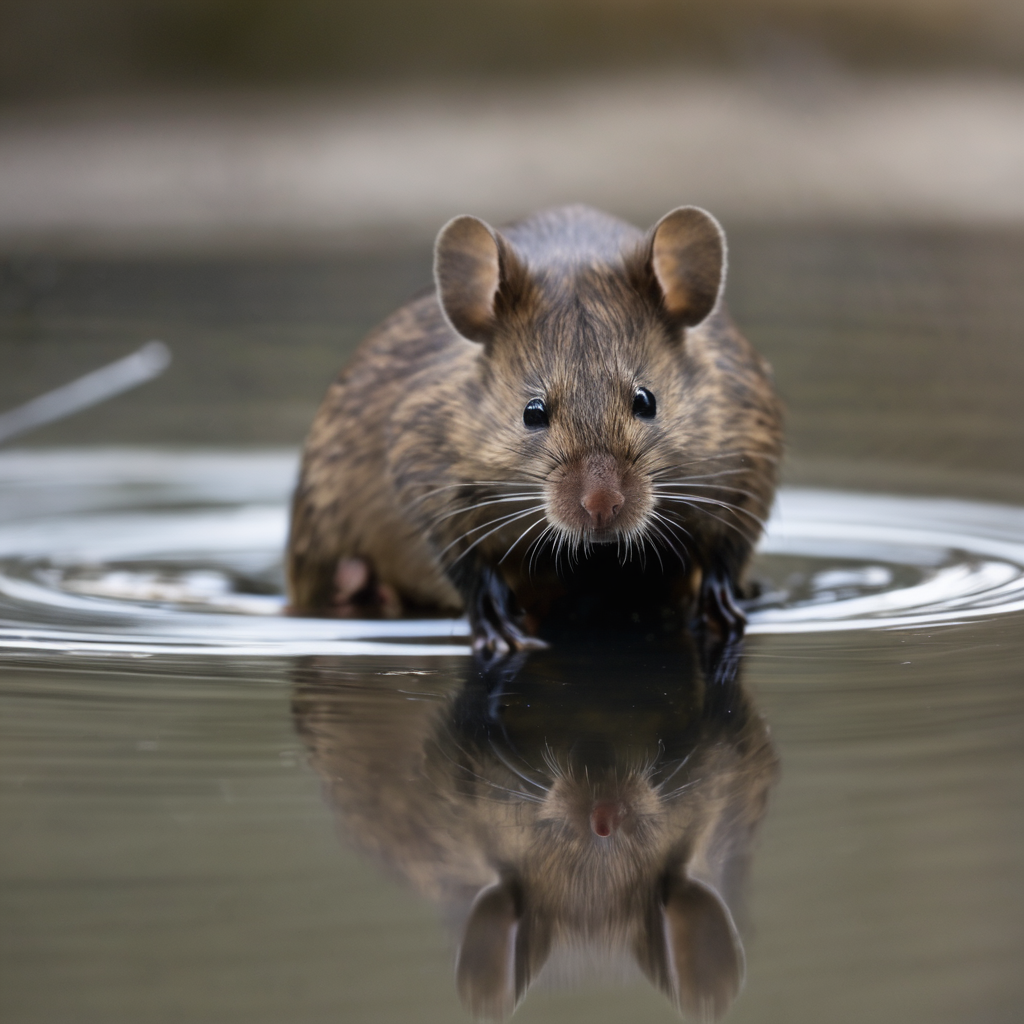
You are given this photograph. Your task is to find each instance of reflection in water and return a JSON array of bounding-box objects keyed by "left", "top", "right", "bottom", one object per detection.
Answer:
[{"left": 293, "top": 635, "right": 777, "bottom": 1020}]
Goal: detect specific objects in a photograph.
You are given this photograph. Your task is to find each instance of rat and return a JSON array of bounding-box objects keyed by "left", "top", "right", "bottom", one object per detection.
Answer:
[{"left": 287, "top": 204, "right": 783, "bottom": 654}]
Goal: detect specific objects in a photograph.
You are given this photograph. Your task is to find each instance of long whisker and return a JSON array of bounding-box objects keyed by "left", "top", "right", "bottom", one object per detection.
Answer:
[
  {"left": 446, "top": 505, "right": 548, "bottom": 567},
  {"left": 407, "top": 479, "right": 548, "bottom": 508},
  {"left": 525, "top": 522, "right": 558, "bottom": 576},
  {"left": 659, "top": 778, "right": 702, "bottom": 801},
  {"left": 641, "top": 524, "right": 666, "bottom": 572},
  {"left": 654, "top": 496, "right": 758, "bottom": 540},
  {"left": 428, "top": 493, "right": 544, "bottom": 526},
  {"left": 656, "top": 751, "right": 693, "bottom": 792},
  {"left": 436, "top": 504, "right": 546, "bottom": 560},
  {"left": 650, "top": 507, "right": 696, "bottom": 545},
  {"left": 434, "top": 743, "right": 545, "bottom": 803},
  {"left": 654, "top": 481, "right": 763, "bottom": 502},
  {"left": 648, "top": 449, "right": 780, "bottom": 480},
  {"left": 650, "top": 467, "right": 749, "bottom": 483},
  {"left": 541, "top": 744, "right": 563, "bottom": 779},
  {"left": 499, "top": 513, "right": 549, "bottom": 565},
  {"left": 655, "top": 493, "right": 766, "bottom": 529},
  {"left": 488, "top": 740, "right": 551, "bottom": 793},
  {"left": 647, "top": 511, "right": 690, "bottom": 567},
  {"left": 649, "top": 450, "right": 768, "bottom": 473}
]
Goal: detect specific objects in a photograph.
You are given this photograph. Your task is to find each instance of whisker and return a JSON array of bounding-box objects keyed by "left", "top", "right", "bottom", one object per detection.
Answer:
[
  {"left": 445, "top": 505, "right": 548, "bottom": 567},
  {"left": 541, "top": 744, "right": 563, "bottom": 778},
  {"left": 659, "top": 778, "right": 702, "bottom": 801},
  {"left": 654, "top": 481, "right": 763, "bottom": 502},
  {"left": 499, "top": 513, "right": 549, "bottom": 565},
  {"left": 437, "top": 504, "right": 546, "bottom": 559},
  {"left": 643, "top": 526, "right": 666, "bottom": 572},
  {"left": 656, "top": 751, "right": 693, "bottom": 791},
  {"left": 525, "top": 522, "right": 558, "bottom": 576},
  {"left": 650, "top": 507, "right": 696, "bottom": 545},
  {"left": 435, "top": 743, "right": 545, "bottom": 803},
  {"left": 654, "top": 496, "right": 757, "bottom": 540},
  {"left": 488, "top": 740, "right": 551, "bottom": 793},
  {"left": 407, "top": 479, "right": 549, "bottom": 508},
  {"left": 428, "top": 493, "right": 544, "bottom": 526},
  {"left": 648, "top": 449, "right": 780, "bottom": 480},
  {"left": 647, "top": 512, "right": 689, "bottom": 567},
  {"left": 655, "top": 493, "right": 766, "bottom": 529}
]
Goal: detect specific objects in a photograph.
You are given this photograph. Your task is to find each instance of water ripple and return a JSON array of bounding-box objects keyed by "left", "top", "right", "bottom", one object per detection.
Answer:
[{"left": 2, "top": 451, "right": 1023, "bottom": 657}]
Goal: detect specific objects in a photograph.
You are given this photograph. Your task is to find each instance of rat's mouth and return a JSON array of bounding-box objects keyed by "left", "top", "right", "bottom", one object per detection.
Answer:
[{"left": 583, "top": 527, "right": 622, "bottom": 545}]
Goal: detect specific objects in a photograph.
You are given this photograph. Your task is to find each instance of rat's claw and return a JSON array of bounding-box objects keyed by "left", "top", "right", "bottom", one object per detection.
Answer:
[{"left": 470, "top": 566, "right": 546, "bottom": 662}]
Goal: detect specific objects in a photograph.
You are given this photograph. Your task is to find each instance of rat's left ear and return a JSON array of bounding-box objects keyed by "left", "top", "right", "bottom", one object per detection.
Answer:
[{"left": 643, "top": 207, "right": 727, "bottom": 330}]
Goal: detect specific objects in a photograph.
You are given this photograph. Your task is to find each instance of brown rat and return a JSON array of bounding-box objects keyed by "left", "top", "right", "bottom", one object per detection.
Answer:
[{"left": 287, "top": 204, "right": 783, "bottom": 654}]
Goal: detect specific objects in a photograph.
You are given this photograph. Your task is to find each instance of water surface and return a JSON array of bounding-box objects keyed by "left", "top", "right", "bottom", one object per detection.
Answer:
[
  {"left": 2, "top": 230, "right": 1024, "bottom": 1023},
  {"left": 2, "top": 449, "right": 1023, "bottom": 1024}
]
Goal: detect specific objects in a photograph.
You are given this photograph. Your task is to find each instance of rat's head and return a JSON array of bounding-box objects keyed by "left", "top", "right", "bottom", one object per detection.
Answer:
[
  {"left": 433, "top": 205, "right": 736, "bottom": 564},
  {"left": 454, "top": 753, "right": 745, "bottom": 1022}
]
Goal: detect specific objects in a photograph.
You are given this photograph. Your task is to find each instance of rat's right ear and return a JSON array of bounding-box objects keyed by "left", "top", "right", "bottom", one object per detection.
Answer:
[
  {"left": 456, "top": 879, "right": 549, "bottom": 1020},
  {"left": 634, "top": 873, "right": 744, "bottom": 1021},
  {"left": 434, "top": 216, "right": 526, "bottom": 344}
]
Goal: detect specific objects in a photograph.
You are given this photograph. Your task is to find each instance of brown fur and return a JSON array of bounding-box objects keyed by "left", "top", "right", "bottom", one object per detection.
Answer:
[{"left": 287, "top": 204, "right": 783, "bottom": 649}]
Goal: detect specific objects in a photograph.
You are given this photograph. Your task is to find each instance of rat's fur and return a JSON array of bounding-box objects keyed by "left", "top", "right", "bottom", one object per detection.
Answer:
[{"left": 287, "top": 205, "right": 783, "bottom": 652}]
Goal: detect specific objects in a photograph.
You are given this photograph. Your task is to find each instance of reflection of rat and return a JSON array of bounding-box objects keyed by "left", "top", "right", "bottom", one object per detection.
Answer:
[
  {"left": 292, "top": 638, "right": 778, "bottom": 1021},
  {"left": 287, "top": 204, "right": 783, "bottom": 653}
]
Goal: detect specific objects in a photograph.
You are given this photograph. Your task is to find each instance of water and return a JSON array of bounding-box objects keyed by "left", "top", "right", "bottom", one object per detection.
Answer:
[
  {"left": 2, "top": 450, "right": 1022, "bottom": 1023},
  {"left": 3, "top": 231, "right": 1024, "bottom": 1023},
  {"left": 5, "top": 452, "right": 1024, "bottom": 654}
]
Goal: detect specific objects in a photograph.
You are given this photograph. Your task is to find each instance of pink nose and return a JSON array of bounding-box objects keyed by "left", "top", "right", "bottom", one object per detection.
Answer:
[
  {"left": 590, "top": 800, "right": 624, "bottom": 837},
  {"left": 581, "top": 488, "right": 624, "bottom": 530}
]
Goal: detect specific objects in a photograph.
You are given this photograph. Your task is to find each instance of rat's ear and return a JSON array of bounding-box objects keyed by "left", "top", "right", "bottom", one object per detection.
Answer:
[
  {"left": 644, "top": 207, "right": 726, "bottom": 330},
  {"left": 456, "top": 880, "right": 549, "bottom": 1020},
  {"left": 634, "top": 873, "right": 744, "bottom": 1021},
  {"left": 434, "top": 215, "right": 526, "bottom": 344}
]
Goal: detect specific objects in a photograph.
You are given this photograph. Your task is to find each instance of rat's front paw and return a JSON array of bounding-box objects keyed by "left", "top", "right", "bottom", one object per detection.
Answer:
[
  {"left": 469, "top": 565, "right": 546, "bottom": 662},
  {"left": 471, "top": 616, "right": 547, "bottom": 660}
]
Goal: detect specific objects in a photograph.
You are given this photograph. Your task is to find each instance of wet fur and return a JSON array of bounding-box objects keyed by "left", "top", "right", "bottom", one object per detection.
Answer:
[{"left": 287, "top": 205, "right": 783, "bottom": 646}]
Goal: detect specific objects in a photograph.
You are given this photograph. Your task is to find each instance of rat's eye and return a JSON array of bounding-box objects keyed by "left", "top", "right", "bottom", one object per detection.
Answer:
[
  {"left": 632, "top": 387, "right": 657, "bottom": 419},
  {"left": 523, "top": 398, "right": 549, "bottom": 429}
]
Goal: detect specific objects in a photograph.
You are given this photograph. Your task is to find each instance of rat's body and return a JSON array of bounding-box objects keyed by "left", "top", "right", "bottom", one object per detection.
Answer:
[{"left": 287, "top": 205, "right": 782, "bottom": 652}]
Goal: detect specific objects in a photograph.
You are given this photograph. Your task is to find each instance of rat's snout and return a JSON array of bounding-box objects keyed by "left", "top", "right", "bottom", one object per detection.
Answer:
[
  {"left": 550, "top": 453, "right": 641, "bottom": 537},
  {"left": 581, "top": 484, "right": 624, "bottom": 530},
  {"left": 590, "top": 799, "right": 625, "bottom": 837}
]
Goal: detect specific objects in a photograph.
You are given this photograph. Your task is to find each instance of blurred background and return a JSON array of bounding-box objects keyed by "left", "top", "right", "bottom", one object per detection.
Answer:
[
  {"left": 4, "top": 8, "right": 1024, "bottom": 1024},
  {"left": 2, "top": 0, "right": 1024, "bottom": 497}
]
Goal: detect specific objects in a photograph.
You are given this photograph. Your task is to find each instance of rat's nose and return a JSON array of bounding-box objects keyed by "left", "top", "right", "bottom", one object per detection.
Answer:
[
  {"left": 581, "top": 488, "right": 624, "bottom": 530},
  {"left": 590, "top": 800, "right": 624, "bottom": 837}
]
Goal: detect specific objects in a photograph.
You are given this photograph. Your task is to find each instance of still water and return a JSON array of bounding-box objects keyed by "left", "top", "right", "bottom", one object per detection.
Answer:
[{"left": 2, "top": 230, "right": 1024, "bottom": 1023}]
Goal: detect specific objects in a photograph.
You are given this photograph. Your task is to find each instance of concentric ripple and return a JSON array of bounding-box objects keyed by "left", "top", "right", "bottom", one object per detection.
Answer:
[{"left": 2, "top": 450, "right": 1024, "bottom": 658}]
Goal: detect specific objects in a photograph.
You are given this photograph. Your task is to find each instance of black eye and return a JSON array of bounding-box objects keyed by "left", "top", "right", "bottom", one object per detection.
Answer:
[
  {"left": 632, "top": 387, "right": 656, "bottom": 419},
  {"left": 523, "top": 398, "right": 549, "bottom": 429}
]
